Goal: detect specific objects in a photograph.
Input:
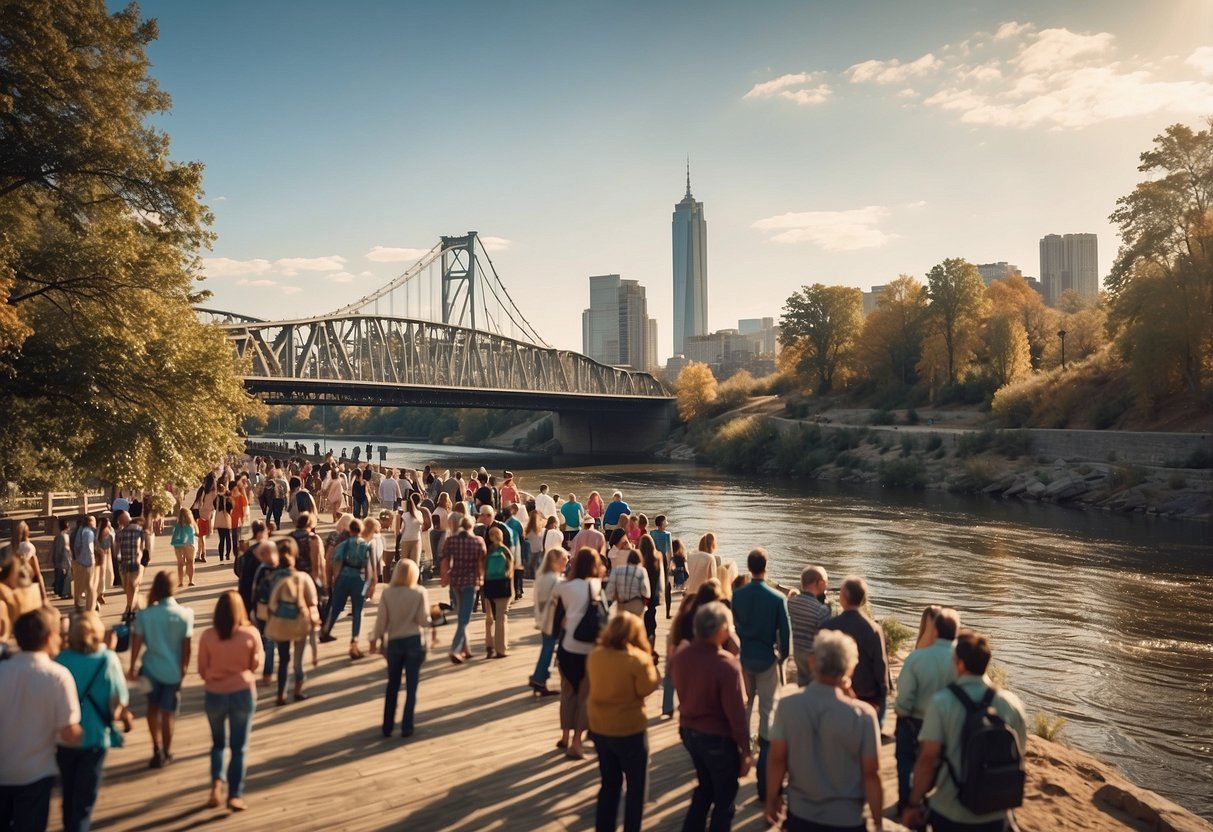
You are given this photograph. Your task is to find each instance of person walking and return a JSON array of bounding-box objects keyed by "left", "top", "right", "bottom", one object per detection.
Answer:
[
  {"left": 638, "top": 535, "right": 664, "bottom": 650},
  {"left": 398, "top": 492, "right": 425, "bottom": 564},
  {"left": 0, "top": 607, "right": 83, "bottom": 832},
  {"left": 51, "top": 518, "right": 72, "bottom": 600},
  {"left": 351, "top": 469, "right": 370, "bottom": 519},
  {"left": 265, "top": 541, "right": 320, "bottom": 705},
  {"left": 370, "top": 559, "right": 433, "bottom": 738},
  {"left": 605, "top": 548, "right": 650, "bottom": 618},
  {"left": 822, "top": 576, "right": 891, "bottom": 727},
  {"left": 684, "top": 533, "right": 720, "bottom": 598},
  {"left": 586, "top": 612, "right": 660, "bottom": 832},
  {"left": 528, "top": 547, "right": 568, "bottom": 696},
  {"left": 55, "top": 611, "right": 130, "bottom": 832},
  {"left": 552, "top": 547, "right": 606, "bottom": 760},
  {"left": 213, "top": 484, "right": 234, "bottom": 563},
  {"left": 94, "top": 516, "right": 115, "bottom": 606},
  {"left": 320, "top": 518, "right": 375, "bottom": 659},
  {"left": 669, "top": 601, "right": 752, "bottom": 832},
  {"left": 481, "top": 526, "right": 513, "bottom": 659},
  {"left": 115, "top": 512, "right": 145, "bottom": 623},
  {"left": 198, "top": 590, "right": 263, "bottom": 811},
  {"left": 128, "top": 571, "right": 194, "bottom": 769},
  {"left": 230, "top": 476, "right": 249, "bottom": 538},
  {"left": 440, "top": 514, "right": 485, "bottom": 664},
  {"left": 70, "top": 516, "right": 98, "bottom": 613},
  {"left": 170, "top": 509, "right": 197, "bottom": 588}
]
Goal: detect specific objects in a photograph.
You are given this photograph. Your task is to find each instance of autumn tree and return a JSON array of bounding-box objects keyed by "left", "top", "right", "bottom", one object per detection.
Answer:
[
  {"left": 780, "top": 283, "right": 863, "bottom": 393},
  {"left": 675, "top": 362, "right": 718, "bottom": 421},
  {"left": 925, "top": 258, "right": 987, "bottom": 387},
  {"left": 985, "top": 274, "right": 1052, "bottom": 368},
  {"left": 856, "top": 275, "right": 929, "bottom": 391},
  {"left": 980, "top": 315, "right": 1032, "bottom": 389},
  {"left": 1108, "top": 119, "right": 1213, "bottom": 405},
  {"left": 0, "top": 2, "right": 260, "bottom": 490}
]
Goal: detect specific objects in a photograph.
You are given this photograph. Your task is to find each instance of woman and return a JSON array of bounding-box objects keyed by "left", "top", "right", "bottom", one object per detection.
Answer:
[
  {"left": 552, "top": 547, "right": 605, "bottom": 760},
  {"left": 0, "top": 549, "right": 43, "bottom": 644},
  {"left": 196, "top": 474, "right": 217, "bottom": 563},
  {"left": 684, "top": 532, "right": 720, "bottom": 597},
  {"left": 914, "top": 604, "right": 943, "bottom": 650},
  {"left": 541, "top": 515, "right": 564, "bottom": 559},
  {"left": 213, "top": 485, "right": 234, "bottom": 563},
  {"left": 230, "top": 475, "right": 249, "bottom": 538},
  {"left": 351, "top": 469, "right": 369, "bottom": 519},
  {"left": 429, "top": 492, "right": 452, "bottom": 566},
  {"left": 14, "top": 521, "right": 47, "bottom": 602},
  {"left": 587, "top": 612, "right": 660, "bottom": 832},
  {"left": 128, "top": 571, "right": 194, "bottom": 768},
  {"left": 398, "top": 492, "right": 424, "bottom": 564},
  {"left": 523, "top": 510, "right": 545, "bottom": 572},
  {"left": 95, "top": 516, "right": 115, "bottom": 600},
  {"left": 324, "top": 469, "right": 345, "bottom": 522},
  {"left": 265, "top": 540, "right": 319, "bottom": 705},
  {"left": 638, "top": 534, "right": 664, "bottom": 650},
  {"left": 606, "top": 528, "right": 633, "bottom": 573},
  {"left": 605, "top": 549, "right": 650, "bottom": 618},
  {"left": 370, "top": 559, "right": 433, "bottom": 738},
  {"left": 170, "top": 509, "right": 198, "bottom": 588},
  {"left": 56, "top": 611, "right": 130, "bottom": 832},
  {"left": 321, "top": 518, "right": 374, "bottom": 659},
  {"left": 528, "top": 547, "right": 569, "bottom": 696},
  {"left": 670, "top": 538, "right": 688, "bottom": 591},
  {"left": 662, "top": 579, "right": 729, "bottom": 718},
  {"left": 481, "top": 526, "right": 513, "bottom": 659},
  {"left": 198, "top": 590, "right": 263, "bottom": 811},
  {"left": 362, "top": 516, "right": 386, "bottom": 587},
  {"left": 586, "top": 491, "right": 605, "bottom": 529}
]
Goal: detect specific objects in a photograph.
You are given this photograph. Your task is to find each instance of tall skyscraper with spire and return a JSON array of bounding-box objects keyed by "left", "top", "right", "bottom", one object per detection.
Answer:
[{"left": 672, "top": 160, "right": 707, "bottom": 357}]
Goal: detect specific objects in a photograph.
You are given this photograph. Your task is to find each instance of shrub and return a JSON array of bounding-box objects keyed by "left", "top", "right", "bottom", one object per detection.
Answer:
[
  {"left": 1109, "top": 463, "right": 1147, "bottom": 490},
  {"left": 932, "top": 447, "right": 947, "bottom": 460},
  {"left": 988, "top": 664, "right": 1009, "bottom": 687},
  {"left": 904, "top": 407, "right": 920, "bottom": 425},
  {"left": 900, "top": 434, "right": 917, "bottom": 457},
  {"left": 835, "top": 451, "right": 862, "bottom": 469},
  {"left": 956, "top": 429, "right": 994, "bottom": 458},
  {"left": 870, "top": 409, "right": 896, "bottom": 426},
  {"left": 1032, "top": 711, "right": 1067, "bottom": 741},
  {"left": 879, "top": 458, "right": 926, "bottom": 488},
  {"left": 1168, "top": 472, "right": 1187, "bottom": 490},
  {"left": 949, "top": 459, "right": 998, "bottom": 493},
  {"left": 925, "top": 434, "right": 943, "bottom": 452},
  {"left": 706, "top": 417, "right": 777, "bottom": 472},
  {"left": 992, "top": 430, "right": 1033, "bottom": 460},
  {"left": 881, "top": 616, "right": 914, "bottom": 657}
]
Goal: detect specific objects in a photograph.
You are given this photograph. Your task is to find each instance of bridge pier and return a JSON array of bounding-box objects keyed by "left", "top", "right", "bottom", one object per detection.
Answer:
[{"left": 554, "top": 402, "right": 676, "bottom": 457}]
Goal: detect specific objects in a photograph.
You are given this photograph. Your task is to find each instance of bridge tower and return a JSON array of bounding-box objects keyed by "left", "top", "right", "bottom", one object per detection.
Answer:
[{"left": 440, "top": 232, "right": 478, "bottom": 330}]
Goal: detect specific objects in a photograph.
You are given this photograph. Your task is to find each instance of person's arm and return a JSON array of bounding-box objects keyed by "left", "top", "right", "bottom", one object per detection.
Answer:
[
  {"left": 862, "top": 754, "right": 883, "bottom": 832},
  {"left": 894, "top": 655, "right": 917, "bottom": 716},
  {"left": 777, "top": 598, "right": 790, "bottom": 661},
  {"left": 902, "top": 740, "right": 941, "bottom": 828},
  {"left": 369, "top": 591, "right": 389, "bottom": 650},
  {"left": 127, "top": 633, "right": 143, "bottom": 680},
  {"left": 250, "top": 629, "right": 265, "bottom": 672},
  {"left": 874, "top": 627, "right": 890, "bottom": 698},
  {"left": 197, "top": 636, "right": 210, "bottom": 682},
  {"left": 636, "top": 653, "right": 660, "bottom": 696},
  {"left": 764, "top": 738, "right": 789, "bottom": 825}
]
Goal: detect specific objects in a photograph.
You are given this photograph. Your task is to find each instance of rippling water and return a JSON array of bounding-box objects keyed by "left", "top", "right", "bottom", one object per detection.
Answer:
[{"left": 289, "top": 439, "right": 1213, "bottom": 818}]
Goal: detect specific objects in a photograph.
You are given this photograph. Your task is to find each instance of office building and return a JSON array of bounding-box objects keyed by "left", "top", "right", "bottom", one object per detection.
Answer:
[
  {"left": 976, "top": 262, "right": 1023, "bottom": 286},
  {"left": 862, "top": 285, "right": 889, "bottom": 315},
  {"left": 672, "top": 163, "right": 708, "bottom": 355},
  {"left": 1039, "top": 233, "right": 1098, "bottom": 305},
  {"left": 581, "top": 274, "right": 656, "bottom": 372},
  {"left": 682, "top": 317, "right": 780, "bottom": 379}
]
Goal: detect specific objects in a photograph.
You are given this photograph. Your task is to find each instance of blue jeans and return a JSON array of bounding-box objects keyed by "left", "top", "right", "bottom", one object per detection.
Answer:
[
  {"left": 590, "top": 731, "right": 649, "bottom": 832},
  {"left": 327, "top": 571, "right": 367, "bottom": 639},
  {"left": 56, "top": 746, "right": 107, "bottom": 832},
  {"left": 204, "top": 689, "right": 256, "bottom": 797},
  {"left": 894, "top": 716, "right": 923, "bottom": 810},
  {"left": 0, "top": 776, "right": 53, "bottom": 832},
  {"left": 353, "top": 496, "right": 369, "bottom": 519},
  {"left": 260, "top": 628, "right": 277, "bottom": 678},
  {"left": 679, "top": 728, "right": 740, "bottom": 832},
  {"left": 384, "top": 635, "right": 426, "bottom": 734},
  {"left": 449, "top": 586, "right": 477, "bottom": 656},
  {"left": 530, "top": 632, "right": 558, "bottom": 686}
]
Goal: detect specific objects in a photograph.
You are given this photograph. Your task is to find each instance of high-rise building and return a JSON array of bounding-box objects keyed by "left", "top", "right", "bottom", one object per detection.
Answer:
[
  {"left": 1039, "top": 234, "right": 1098, "bottom": 305},
  {"left": 672, "top": 162, "right": 708, "bottom": 356},
  {"left": 976, "top": 262, "right": 1023, "bottom": 286},
  {"left": 581, "top": 274, "right": 655, "bottom": 372}
]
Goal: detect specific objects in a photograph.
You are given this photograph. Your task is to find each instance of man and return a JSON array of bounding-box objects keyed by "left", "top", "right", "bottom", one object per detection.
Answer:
[
  {"left": 504, "top": 505, "right": 526, "bottom": 600},
  {"left": 379, "top": 468, "right": 402, "bottom": 511},
  {"left": 473, "top": 473, "right": 494, "bottom": 510},
  {"left": 765, "top": 630, "right": 883, "bottom": 832},
  {"left": 532, "top": 483, "right": 557, "bottom": 522},
  {"left": 602, "top": 491, "right": 630, "bottom": 531},
  {"left": 473, "top": 505, "right": 510, "bottom": 553},
  {"left": 128, "top": 572, "right": 194, "bottom": 768},
  {"left": 559, "top": 493, "right": 584, "bottom": 541},
  {"left": 235, "top": 522, "right": 270, "bottom": 612},
  {"left": 570, "top": 516, "right": 607, "bottom": 559},
  {"left": 730, "top": 548, "right": 790, "bottom": 802},
  {"left": 788, "top": 565, "right": 831, "bottom": 687},
  {"left": 115, "top": 511, "right": 145, "bottom": 622},
  {"left": 270, "top": 467, "right": 290, "bottom": 528},
  {"left": 670, "top": 602, "right": 752, "bottom": 832},
  {"left": 70, "top": 514, "right": 99, "bottom": 613},
  {"left": 649, "top": 515, "right": 673, "bottom": 616},
  {"left": 902, "top": 631, "right": 1027, "bottom": 832},
  {"left": 822, "top": 576, "right": 890, "bottom": 726},
  {"left": 894, "top": 608, "right": 960, "bottom": 814},
  {"left": 440, "top": 515, "right": 486, "bottom": 664},
  {"left": 0, "top": 608, "right": 83, "bottom": 832}
]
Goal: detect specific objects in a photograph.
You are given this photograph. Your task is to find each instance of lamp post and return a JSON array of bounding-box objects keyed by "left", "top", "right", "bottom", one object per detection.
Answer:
[{"left": 1057, "top": 329, "right": 1067, "bottom": 370}]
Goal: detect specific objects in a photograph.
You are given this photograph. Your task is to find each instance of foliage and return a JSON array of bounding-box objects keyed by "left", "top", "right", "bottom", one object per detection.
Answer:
[
  {"left": 881, "top": 616, "right": 914, "bottom": 657},
  {"left": 780, "top": 283, "right": 864, "bottom": 393},
  {"left": 0, "top": 2, "right": 260, "bottom": 491},
  {"left": 1109, "top": 463, "right": 1147, "bottom": 490},
  {"left": 980, "top": 314, "right": 1033, "bottom": 390},
  {"left": 1031, "top": 711, "right": 1067, "bottom": 742},
  {"left": 1107, "top": 119, "right": 1213, "bottom": 407},
  {"left": 878, "top": 458, "right": 926, "bottom": 488},
  {"left": 870, "top": 409, "right": 896, "bottom": 425},
  {"left": 949, "top": 459, "right": 999, "bottom": 493},
  {"left": 856, "top": 275, "right": 929, "bottom": 391},
  {"left": 985, "top": 275, "right": 1053, "bottom": 369},
  {"left": 674, "top": 361, "right": 718, "bottom": 421},
  {"left": 925, "top": 258, "right": 988, "bottom": 387},
  {"left": 710, "top": 369, "right": 757, "bottom": 415}
]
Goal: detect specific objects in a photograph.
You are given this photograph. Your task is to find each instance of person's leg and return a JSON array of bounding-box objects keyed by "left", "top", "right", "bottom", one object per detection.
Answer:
[
  {"left": 644, "top": 604, "right": 657, "bottom": 646},
  {"left": 402, "top": 635, "right": 424, "bottom": 735},
  {"left": 383, "top": 638, "right": 406, "bottom": 735},
  {"left": 493, "top": 596, "right": 509, "bottom": 656},
  {"left": 323, "top": 578, "right": 352, "bottom": 638},
  {"left": 482, "top": 595, "right": 494, "bottom": 655},
  {"left": 56, "top": 745, "right": 80, "bottom": 832},
  {"left": 349, "top": 577, "right": 366, "bottom": 640},
  {"left": 451, "top": 586, "right": 475, "bottom": 656},
  {"left": 71, "top": 563, "right": 88, "bottom": 610},
  {"left": 86, "top": 564, "right": 100, "bottom": 610},
  {"left": 8, "top": 777, "right": 53, "bottom": 832},
  {"left": 530, "top": 632, "right": 557, "bottom": 686},
  {"left": 175, "top": 547, "right": 186, "bottom": 586},
  {"left": 58, "top": 745, "right": 106, "bottom": 832},
  {"left": 619, "top": 732, "right": 650, "bottom": 832},
  {"left": 755, "top": 663, "right": 778, "bottom": 800},
  {"left": 260, "top": 629, "right": 276, "bottom": 680},
  {"left": 702, "top": 736, "right": 740, "bottom": 832},
  {"left": 161, "top": 709, "right": 177, "bottom": 759},
  {"left": 591, "top": 733, "right": 624, "bottom": 832},
  {"left": 292, "top": 637, "right": 307, "bottom": 696},
  {"left": 204, "top": 692, "right": 227, "bottom": 787},
  {"left": 227, "top": 689, "right": 255, "bottom": 801},
  {"left": 680, "top": 731, "right": 713, "bottom": 832},
  {"left": 894, "top": 718, "right": 918, "bottom": 812},
  {"left": 146, "top": 702, "right": 163, "bottom": 759},
  {"left": 662, "top": 670, "right": 676, "bottom": 716},
  {"left": 276, "top": 641, "right": 291, "bottom": 701}
]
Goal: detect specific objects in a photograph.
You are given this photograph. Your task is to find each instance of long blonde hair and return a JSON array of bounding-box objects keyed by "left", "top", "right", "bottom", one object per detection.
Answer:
[{"left": 177, "top": 508, "right": 196, "bottom": 530}]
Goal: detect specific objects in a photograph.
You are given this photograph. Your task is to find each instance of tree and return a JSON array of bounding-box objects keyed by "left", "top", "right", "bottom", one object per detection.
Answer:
[
  {"left": 856, "top": 275, "right": 929, "bottom": 390},
  {"left": 780, "top": 283, "right": 863, "bottom": 393},
  {"left": 0, "top": 2, "right": 260, "bottom": 491},
  {"left": 981, "top": 315, "right": 1032, "bottom": 389},
  {"left": 1108, "top": 119, "right": 1213, "bottom": 404},
  {"left": 674, "top": 362, "right": 718, "bottom": 421},
  {"left": 925, "top": 258, "right": 987, "bottom": 387},
  {"left": 985, "top": 275, "right": 1051, "bottom": 369}
]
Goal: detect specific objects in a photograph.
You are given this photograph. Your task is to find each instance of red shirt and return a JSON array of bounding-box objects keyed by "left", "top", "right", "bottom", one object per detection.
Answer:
[{"left": 669, "top": 639, "right": 750, "bottom": 755}]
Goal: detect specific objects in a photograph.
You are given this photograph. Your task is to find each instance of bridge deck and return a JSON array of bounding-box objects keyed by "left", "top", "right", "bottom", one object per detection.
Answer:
[{"left": 43, "top": 513, "right": 903, "bottom": 832}]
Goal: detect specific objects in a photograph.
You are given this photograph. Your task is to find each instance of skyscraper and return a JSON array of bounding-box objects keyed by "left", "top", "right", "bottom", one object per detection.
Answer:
[
  {"left": 582, "top": 274, "right": 656, "bottom": 372},
  {"left": 1039, "top": 233, "right": 1098, "bottom": 305},
  {"left": 672, "top": 162, "right": 707, "bottom": 356}
]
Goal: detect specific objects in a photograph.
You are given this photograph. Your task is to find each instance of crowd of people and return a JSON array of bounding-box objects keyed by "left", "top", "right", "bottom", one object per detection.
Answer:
[{"left": 0, "top": 452, "right": 1028, "bottom": 832}]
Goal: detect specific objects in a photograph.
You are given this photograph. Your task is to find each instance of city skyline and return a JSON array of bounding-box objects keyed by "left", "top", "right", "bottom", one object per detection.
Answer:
[
  {"left": 126, "top": 1, "right": 1213, "bottom": 358},
  {"left": 672, "top": 163, "right": 708, "bottom": 357}
]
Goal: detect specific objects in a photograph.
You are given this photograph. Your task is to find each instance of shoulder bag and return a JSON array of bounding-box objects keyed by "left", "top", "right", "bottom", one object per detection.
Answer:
[{"left": 572, "top": 582, "right": 608, "bottom": 643}]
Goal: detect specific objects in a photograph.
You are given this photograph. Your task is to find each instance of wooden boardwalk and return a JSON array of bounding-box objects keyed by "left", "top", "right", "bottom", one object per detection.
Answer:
[{"left": 41, "top": 515, "right": 905, "bottom": 832}]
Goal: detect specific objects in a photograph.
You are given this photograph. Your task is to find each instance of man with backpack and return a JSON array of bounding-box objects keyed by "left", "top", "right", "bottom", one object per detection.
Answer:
[
  {"left": 269, "top": 469, "right": 290, "bottom": 528},
  {"left": 902, "top": 630, "right": 1027, "bottom": 832}
]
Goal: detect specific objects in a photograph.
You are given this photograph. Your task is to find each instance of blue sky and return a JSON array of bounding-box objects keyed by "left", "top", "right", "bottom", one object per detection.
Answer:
[{"left": 132, "top": 0, "right": 1213, "bottom": 358}]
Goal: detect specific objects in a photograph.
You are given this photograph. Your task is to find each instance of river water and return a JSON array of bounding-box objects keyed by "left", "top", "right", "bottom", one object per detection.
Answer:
[{"left": 270, "top": 437, "right": 1213, "bottom": 817}]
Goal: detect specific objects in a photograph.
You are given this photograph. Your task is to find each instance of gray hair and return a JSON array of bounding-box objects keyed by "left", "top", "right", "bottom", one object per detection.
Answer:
[
  {"left": 813, "top": 630, "right": 859, "bottom": 680},
  {"left": 801, "top": 565, "right": 827, "bottom": 589},
  {"left": 693, "top": 601, "right": 731, "bottom": 641}
]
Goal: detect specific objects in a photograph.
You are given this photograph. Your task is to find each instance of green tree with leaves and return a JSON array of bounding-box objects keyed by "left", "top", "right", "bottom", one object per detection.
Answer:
[
  {"left": 780, "top": 283, "right": 863, "bottom": 393},
  {"left": 0, "top": 1, "right": 260, "bottom": 491},
  {"left": 925, "top": 258, "right": 987, "bottom": 387}
]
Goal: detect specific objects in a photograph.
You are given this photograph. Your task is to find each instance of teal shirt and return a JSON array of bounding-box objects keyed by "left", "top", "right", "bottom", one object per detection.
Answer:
[
  {"left": 134, "top": 598, "right": 195, "bottom": 685},
  {"left": 919, "top": 673, "right": 1028, "bottom": 825},
  {"left": 560, "top": 501, "right": 584, "bottom": 529},
  {"left": 505, "top": 516, "right": 524, "bottom": 548},
  {"left": 649, "top": 529, "right": 671, "bottom": 555},
  {"left": 170, "top": 524, "right": 196, "bottom": 547},
  {"left": 894, "top": 638, "right": 957, "bottom": 720},
  {"left": 57, "top": 649, "right": 129, "bottom": 749},
  {"left": 485, "top": 546, "right": 512, "bottom": 580},
  {"left": 730, "top": 578, "right": 790, "bottom": 672}
]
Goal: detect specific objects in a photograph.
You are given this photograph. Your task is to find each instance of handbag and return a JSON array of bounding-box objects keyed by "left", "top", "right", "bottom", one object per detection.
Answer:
[
  {"left": 572, "top": 583, "right": 607, "bottom": 643},
  {"left": 198, "top": 517, "right": 211, "bottom": 537}
]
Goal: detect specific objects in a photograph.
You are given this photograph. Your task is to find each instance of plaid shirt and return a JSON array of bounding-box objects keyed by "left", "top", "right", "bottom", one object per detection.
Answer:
[
  {"left": 442, "top": 531, "right": 485, "bottom": 590},
  {"left": 117, "top": 523, "right": 144, "bottom": 570},
  {"left": 606, "top": 564, "right": 650, "bottom": 604}
]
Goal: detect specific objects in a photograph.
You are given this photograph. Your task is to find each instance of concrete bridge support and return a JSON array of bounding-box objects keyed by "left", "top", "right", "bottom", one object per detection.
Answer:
[{"left": 554, "top": 401, "right": 676, "bottom": 457}]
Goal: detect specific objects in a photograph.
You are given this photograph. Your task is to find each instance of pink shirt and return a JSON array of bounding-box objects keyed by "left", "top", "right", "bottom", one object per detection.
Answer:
[{"left": 198, "top": 625, "right": 263, "bottom": 695}]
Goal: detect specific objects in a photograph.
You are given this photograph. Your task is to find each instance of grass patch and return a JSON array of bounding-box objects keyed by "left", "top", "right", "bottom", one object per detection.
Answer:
[
  {"left": 1168, "top": 472, "right": 1187, "bottom": 490},
  {"left": 879, "top": 458, "right": 927, "bottom": 488},
  {"left": 881, "top": 616, "right": 914, "bottom": 657},
  {"left": 900, "top": 434, "right": 917, "bottom": 457},
  {"left": 1031, "top": 711, "right": 1068, "bottom": 742},
  {"left": 870, "top": 409, "right": 896, "bottom": 426}
]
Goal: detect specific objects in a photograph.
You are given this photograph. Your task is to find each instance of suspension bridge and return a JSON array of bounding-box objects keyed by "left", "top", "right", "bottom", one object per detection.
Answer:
[{"left": 200, "top": 232, "right": 674, "bottom": 454}]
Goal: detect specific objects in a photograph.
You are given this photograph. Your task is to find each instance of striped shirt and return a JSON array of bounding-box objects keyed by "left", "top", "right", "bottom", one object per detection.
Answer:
[
  {"left": 788, "top": 593, "right": 831, "bottom": 656},
  {"left": 605, "top": 564, "right": 650, "bottom": 604}
]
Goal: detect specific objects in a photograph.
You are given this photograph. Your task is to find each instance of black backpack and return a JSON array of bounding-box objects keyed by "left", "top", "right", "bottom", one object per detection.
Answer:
[{"left": 944, "top": 684, "right": 1025, "bottom": 815}]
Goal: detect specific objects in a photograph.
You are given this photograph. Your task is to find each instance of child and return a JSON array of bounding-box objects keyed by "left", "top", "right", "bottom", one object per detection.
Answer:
[{"left": 671, "top": 538, "right": 688, "bottom": 591}]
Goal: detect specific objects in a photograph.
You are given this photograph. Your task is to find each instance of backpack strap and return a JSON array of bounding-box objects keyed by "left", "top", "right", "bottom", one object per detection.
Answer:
[{"left": 941, "top": 683, "right": 999, "bottom": 788}]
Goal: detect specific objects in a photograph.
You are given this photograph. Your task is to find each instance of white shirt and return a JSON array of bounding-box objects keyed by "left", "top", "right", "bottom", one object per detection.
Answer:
[
  {"left": 685, "top": 551, "right": 720, "bottom": 597},
  {"left": 0, "top": 652, "right": 80, "bottom": 785},
  {"left": 554, "top": 577, "right": 603, "bottom": 655},
  {"left": 379, "top": 477, "right": 401, "bottom": 507},
  {"left": 533, "top": 492, "right": 557, "bottom": 520},
  {"left": 400, "top": 511, "right": 423, "bottom": 542},
  {"left": 607, "top": 546, "right": 633, "bottom": 572}
]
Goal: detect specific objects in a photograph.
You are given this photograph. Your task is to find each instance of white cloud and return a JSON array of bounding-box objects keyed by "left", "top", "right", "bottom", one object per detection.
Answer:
[
  {"left": 907, "top": 200, "right": 928, "bottom": 209},
  {"left": 480, "top": 236, "right": 512, "bottom": 253},
  {"left": 203, "top": 257, "right": 273, "bottom": 278},
  {"left": 896, "top": 88, "right": 918, "bottom": 99},
  {"left": 281, "top": 286, "right": 302, "bottom": 296},
  {"left": 326, "top": 271, "right": 357, "bottom": 283},
  {"left": 744, "top": 72, "right": 833, "bottom": 105},
  {"left": 274, "top": 256, "right": 346, "bottom": 276},
  {"left": 212, "top": 195, "right": 227, "bottom": 202},
  {"left": 365, "top": 245, "right": 430, "bottom": 263},
  {"left": 1186, "top": 46, "right": 1213, "bottom": 77},
  {"left": 752, "top": 206, "right": 894, "bottom": 251},
  {"left": 235, "top": 278, "right": 280, "bottom": 288},
  {"left": 848, "top": 53, "right": 942, "bottom": 85},
  {"left": 1011, "top": 27, "right": 1113, "bottom": 75},
  {"left": 994, "top": 21, "right": 1033, "bottom": 41}
]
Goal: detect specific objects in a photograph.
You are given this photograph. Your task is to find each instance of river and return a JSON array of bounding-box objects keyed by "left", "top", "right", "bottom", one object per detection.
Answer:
[{"left": 263, "top": 436, "right": 1213, "bottom": 818}]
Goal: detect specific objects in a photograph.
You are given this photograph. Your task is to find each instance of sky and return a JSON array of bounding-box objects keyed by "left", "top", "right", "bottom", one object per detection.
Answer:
[{"left": 129, "top": 0, "right": 1213, "bottom": 360}]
